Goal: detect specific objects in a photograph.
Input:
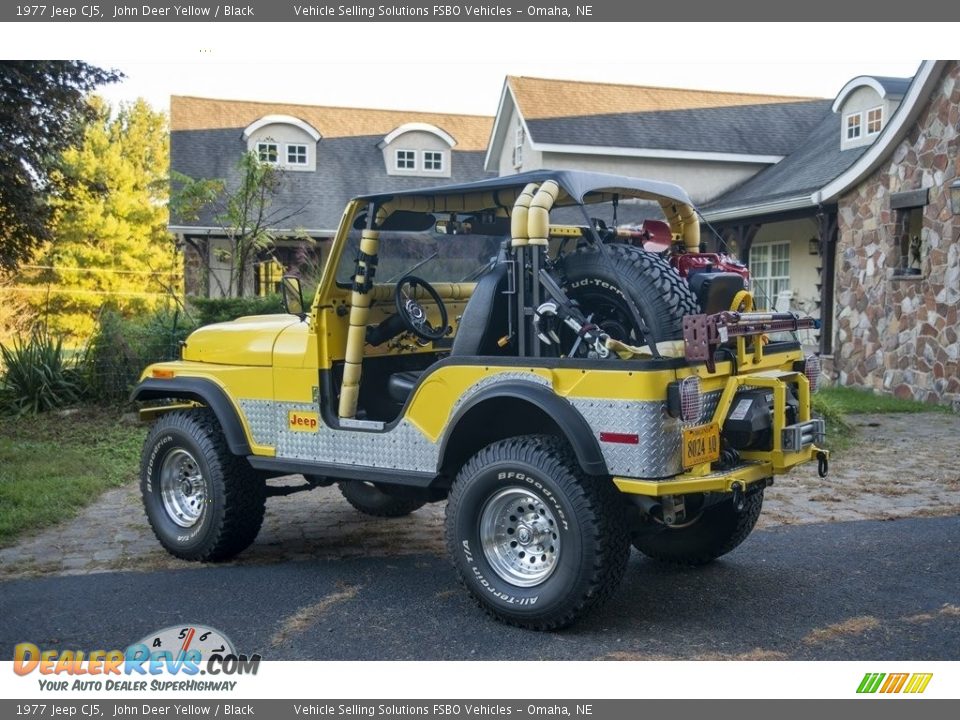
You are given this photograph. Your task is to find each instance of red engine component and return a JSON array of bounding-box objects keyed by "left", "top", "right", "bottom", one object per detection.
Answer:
[
  {"left": 613, "top": 221, "right": 751, "bottom": 287},
  {"left": 672, "top": 252, "right": 750, "bottom": 285},
  {"left": 614, "top": 219, "right": 673, "bottom": 254}
]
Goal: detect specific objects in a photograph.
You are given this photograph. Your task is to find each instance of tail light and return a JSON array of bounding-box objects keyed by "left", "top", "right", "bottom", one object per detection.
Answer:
[
  {"left": 804, "top": 354, "right": 821, "bottom": 393},
  {"left": 679, "top": 376, "right": 703, "bottom": 421},
  {"left": 667, "top": 376, "right": 704, "bottom": 421}
]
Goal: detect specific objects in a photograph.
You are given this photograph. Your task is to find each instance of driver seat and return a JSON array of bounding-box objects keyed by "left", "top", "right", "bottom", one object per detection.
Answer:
[{"left": 387, "top": 263, "right": 509, "bottom": 404}]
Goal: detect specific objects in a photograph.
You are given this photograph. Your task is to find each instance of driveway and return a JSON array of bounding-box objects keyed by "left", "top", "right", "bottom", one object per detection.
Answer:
[
  {"left": 0, "top": 412, "right": 958, "bottom": 660},
  {"left": 0, "top": 516, "right": 957, "bottom": 660}
]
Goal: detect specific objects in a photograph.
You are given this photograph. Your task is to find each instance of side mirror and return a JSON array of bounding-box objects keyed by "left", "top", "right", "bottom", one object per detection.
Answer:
[{"left": 281, "top": 275, "right": 307, "bottom": 319}]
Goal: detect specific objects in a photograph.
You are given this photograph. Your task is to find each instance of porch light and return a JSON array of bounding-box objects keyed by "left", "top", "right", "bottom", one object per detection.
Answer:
[
  {"left": 808, "top": 237, "right": 820, "bottom": 255},
  {"left": 950, "top": 179, "right": 960, "bottom": 215}
]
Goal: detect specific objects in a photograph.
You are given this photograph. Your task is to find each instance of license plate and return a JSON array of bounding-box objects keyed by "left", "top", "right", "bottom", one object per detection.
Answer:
[{"left": 682, "top": 422, "right": 720, "bottom": 469}]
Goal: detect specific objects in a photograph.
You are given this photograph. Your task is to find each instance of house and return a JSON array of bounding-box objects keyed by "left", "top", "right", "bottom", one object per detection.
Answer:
[
  {"left": 483, "top": 76, "right": 833, "bottom": 331},
  {"left": 169, "top": 64, "right": 959, "bottom": 408},
  {"left": 484, "top": 76, "right": 828, "bottom": 203},
  {"left": 169, "top": 96, "right": 493, "bottom": 296},
  {"left": 818, "top": 61, "right": 959, "bottom": 407},
  {"left": 699, "top": 60, "right": 958, "bottom": 408}
]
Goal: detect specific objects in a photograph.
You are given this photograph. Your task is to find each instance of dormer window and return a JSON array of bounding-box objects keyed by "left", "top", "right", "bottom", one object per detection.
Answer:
[
  {"left": 257, "top": 142, "right": 279, "bottom": 164},
  {"left": 396, "top": 150, "right": 416, "bottom": 170},
  {"left": 286, "top": 144, "right": 308, "bottom": 165},
  {"left": 833, "top": 75, "right": 908, "bottom": 151},
  {"left": 845, "top": 113, "right": 862, "bottom": 140},
  {"left": 243, "top": 115, "right": 321, "bottom": 172},
  {"left": 423, "top": 151, "right": 443, "bottom": 172},
  {"left": 380, "top": 122, "right": 455, "bottom": 178}
]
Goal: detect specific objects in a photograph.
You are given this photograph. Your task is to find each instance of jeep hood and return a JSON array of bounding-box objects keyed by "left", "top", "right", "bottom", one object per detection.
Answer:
[{"left": 181, "top": 315, "right": 301, "bottom": 366}]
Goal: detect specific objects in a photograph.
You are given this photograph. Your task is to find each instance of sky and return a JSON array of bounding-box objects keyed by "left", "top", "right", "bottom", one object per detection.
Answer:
[{"left": 5, "top": 22, "right": 945, "bottom": 116}]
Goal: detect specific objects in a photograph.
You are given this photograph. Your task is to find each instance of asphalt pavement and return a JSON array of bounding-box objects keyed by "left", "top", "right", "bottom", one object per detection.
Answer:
[{"left": 1, "top": 516, "right": 957, "bottom": 660}]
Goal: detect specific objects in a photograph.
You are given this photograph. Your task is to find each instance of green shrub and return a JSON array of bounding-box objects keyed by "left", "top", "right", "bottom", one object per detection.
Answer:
[
  {"left": 82, "top": 307, "right": 195, "bottom": 403},
  {"left": 189, "top": 294, "right": 284, "bottom": 326},
  {"left": 0, "top": 329, "right": 84, "bottom": 415}
]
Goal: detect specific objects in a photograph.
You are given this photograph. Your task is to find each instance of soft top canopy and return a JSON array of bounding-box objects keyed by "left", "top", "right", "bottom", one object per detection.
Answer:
[{"left": 352, "top": 169, "right": 695, "bottom": 209}]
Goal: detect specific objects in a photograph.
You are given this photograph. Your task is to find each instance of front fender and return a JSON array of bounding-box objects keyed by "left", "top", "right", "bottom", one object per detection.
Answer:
[{"left": 131, "top": 377, "right": 251, "bottom": 456}]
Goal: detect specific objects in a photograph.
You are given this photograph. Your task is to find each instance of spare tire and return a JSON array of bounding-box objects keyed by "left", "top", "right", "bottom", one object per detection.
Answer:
[{"left": 554, "top": 243, "right": 699, "bottom": 351}]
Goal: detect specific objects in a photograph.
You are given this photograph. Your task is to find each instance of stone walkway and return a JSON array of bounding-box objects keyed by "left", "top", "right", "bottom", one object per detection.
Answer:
[{"left": 1, "top": 413, "right": 958, "bottom": 579}]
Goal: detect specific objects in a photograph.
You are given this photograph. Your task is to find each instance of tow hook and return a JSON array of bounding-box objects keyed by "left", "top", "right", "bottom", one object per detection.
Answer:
[
  {"left": 817, "top": 451, "right": 829, "bottom": 478},
  {"left": 731, "top": 482, "right": 745, "bottom": 512}
]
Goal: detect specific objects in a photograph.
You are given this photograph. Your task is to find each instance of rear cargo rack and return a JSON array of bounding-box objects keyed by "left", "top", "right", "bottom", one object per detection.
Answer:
[{"left": 683, "top": 311, "right": 819, "bottom": 372}]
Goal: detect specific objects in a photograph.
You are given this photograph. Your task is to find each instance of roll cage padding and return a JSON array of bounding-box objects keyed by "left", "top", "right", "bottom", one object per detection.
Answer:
[{"left": 131, "top": 378, "right": 251, "bottom": 456}]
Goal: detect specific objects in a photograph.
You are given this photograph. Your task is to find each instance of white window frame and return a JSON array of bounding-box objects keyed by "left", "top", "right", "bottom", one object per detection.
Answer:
[
  {"left": 257, "top": 142, "right": 279, "bottom": 164},
  {"left": 750, "top": 242, "right": 791, "bottom": 308},
  {"left": 866, "top": 106, "right": 883, "bottom": 136},
  {"left": 513, "top": 125, "right": 524, "bottom": 167},
  {"left": 286, "top": 143, "right": 308, "bottom": 166},
  {"left": 845, "top": 112, "right": 862, "bottom": 140},
  {"left": 395, "top": 149, "right": 416, "bottom": 171},
  {"left": 422, "top": 150, "right": 444, "bottom": 172}
]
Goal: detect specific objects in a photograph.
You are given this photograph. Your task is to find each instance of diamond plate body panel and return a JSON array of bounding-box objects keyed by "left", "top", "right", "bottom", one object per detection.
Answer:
[
  {"left": 571, "top": 389, "right": 722, "bottom": 479},
  {"left": 236, "top": 377, "right": 722, "bottom": 480},
  {"left": 237, "top": 399, "right": 439, "bottom": 471}
]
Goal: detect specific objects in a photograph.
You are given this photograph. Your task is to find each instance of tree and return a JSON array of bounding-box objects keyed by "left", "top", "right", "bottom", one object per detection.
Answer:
[
  {"left": 24, "top": 97, "right": 178, "bottom": 338},
  {"left": 0, "top": 61, "right": 121, "bottom": 271},
  {"left": 172, "top": 153, "right": 305, "bottom": 297}
]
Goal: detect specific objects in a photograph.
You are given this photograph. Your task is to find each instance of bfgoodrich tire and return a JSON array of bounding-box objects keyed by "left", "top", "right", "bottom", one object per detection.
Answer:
[
  {"left": 338, "top": 481, "right": 426, "bottom": 517},
  {"left": 632, "top": 489, "right": 764, "bottom": 566},
  {"left": 141, "top": 409, "right": 265, "bottom": 562},
  {"left": 445, "top": 435, "right": 630, "bottom": 630},
  {"left": 556, "top": 242, "right": 699, "bottom": 346}
]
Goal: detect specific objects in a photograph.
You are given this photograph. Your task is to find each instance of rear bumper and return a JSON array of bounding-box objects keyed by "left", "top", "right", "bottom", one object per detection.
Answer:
[{"left": 613, "top": 444, "right": 828, "bottom": 497}]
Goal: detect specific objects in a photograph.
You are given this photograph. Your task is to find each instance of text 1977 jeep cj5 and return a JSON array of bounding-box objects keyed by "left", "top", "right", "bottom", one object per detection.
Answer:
[{"left": 135, "top": 170, "right": 826, "bottom": 629}]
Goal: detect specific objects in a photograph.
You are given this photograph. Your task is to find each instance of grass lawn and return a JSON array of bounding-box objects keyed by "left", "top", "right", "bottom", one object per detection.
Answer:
[
  {"left": 812, "top": 385, "right": 950, "bottom": 453},
  {"left": 817, "top": 385, "right": 953, "bottom": 414},
  {"left": 0, "top": 408, "right": 145, "bottom": 546}
]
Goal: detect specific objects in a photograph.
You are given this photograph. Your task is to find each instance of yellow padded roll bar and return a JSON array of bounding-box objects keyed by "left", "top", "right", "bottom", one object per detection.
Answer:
[{"left": 339, "top": 228, "right": 380, "bottom": 419}]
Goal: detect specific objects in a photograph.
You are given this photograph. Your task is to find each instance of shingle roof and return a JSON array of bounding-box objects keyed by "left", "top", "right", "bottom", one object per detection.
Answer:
[
  {"left": 508, "top": 76, "right": 819, "bottom": 120},
  {"left": 872, "top": 76, "right": 913, "bottom": 97},
  {"left": 171, "top": 96, "right": 493, "bottom": 151},
  {"left": 702, "top": 109, "right": 870, "bottom": 214},
  {"left": 525, "top": 100, "right": 832, "bottom": 156},
  {"left": 170, "top": 129, "right": 490, "bottom": 232}
]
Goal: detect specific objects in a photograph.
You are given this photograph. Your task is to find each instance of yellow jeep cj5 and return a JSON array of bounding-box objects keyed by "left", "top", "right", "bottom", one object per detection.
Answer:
[{"left": 135, "top": 170, "right": 827, "bottom": 629}]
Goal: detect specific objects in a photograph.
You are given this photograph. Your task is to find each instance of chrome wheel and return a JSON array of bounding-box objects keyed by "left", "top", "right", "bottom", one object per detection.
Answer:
[
  {"left": 479, "top": 488, "right": 560, "bottom": 587},
  {"left": 159, "top": 448, "right": 206, "bottom": 528}
]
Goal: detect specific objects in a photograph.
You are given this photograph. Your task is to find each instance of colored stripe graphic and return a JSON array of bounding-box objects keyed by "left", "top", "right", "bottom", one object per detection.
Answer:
[
  {"left": 880, "top": 673, "right": 909, "bottom": 693},
  {"left": 857, "top": 673, "right": 885, "bottom": 693},
  {"left": 857, "top": 672, "right": 932, "bottom": 694},
  {"left": 903, "top": 673, "right": 933, "bottom": 694}
]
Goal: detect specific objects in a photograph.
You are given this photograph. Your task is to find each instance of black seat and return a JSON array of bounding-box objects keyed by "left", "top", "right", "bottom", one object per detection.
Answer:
[
  {"left": 387, "top": 370, "right": 421, "bottom": 404},
  {"left": 450, "top": 263, "right": 509, "bottom": 357},
  {"left": 387, "top": 264, "right": 509, "bottom": 405},
  {"left": 687, "top": 271, "right": 747, "bottom": 314}
]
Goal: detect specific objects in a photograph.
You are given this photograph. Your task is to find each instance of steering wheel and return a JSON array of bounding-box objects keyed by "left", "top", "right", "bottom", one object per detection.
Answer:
[{"left": 394, "top": 275, "right": 449, "bottom": 342}]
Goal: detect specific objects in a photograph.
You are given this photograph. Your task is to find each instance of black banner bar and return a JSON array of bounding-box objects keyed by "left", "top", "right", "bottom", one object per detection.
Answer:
[{"left": 1, "top": 1, "right": 958, "bottom": 22}]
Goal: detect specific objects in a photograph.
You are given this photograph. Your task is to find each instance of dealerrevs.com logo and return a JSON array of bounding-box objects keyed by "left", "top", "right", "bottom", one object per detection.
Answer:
[
  {"left": 13, "top": 624, "right": 261, "bottom": 692},
  {"left": 857, "top": 672, "right": 933, "bottom": 694}
]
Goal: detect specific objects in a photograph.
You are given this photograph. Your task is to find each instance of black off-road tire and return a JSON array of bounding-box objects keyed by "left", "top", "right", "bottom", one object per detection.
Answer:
[
  {"left": 445, "top": 435, "right": 630, "bottom": 630},
  {"left": 140, "top": 409, "right": 265, "bottom": 562},
  {"left": 338, "top": 481, "right": 426, "bottom": 518},
  {"left": 632, "top": 489, "right": 764, "bottom": 566},
  {"left": 556, "top": 242, "right": 699, "bottom": 344}
]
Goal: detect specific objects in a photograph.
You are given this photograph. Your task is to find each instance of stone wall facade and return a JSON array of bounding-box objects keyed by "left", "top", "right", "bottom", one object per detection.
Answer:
[{"left": 833, "top": 62, "right": 960, "bottom": 410}]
